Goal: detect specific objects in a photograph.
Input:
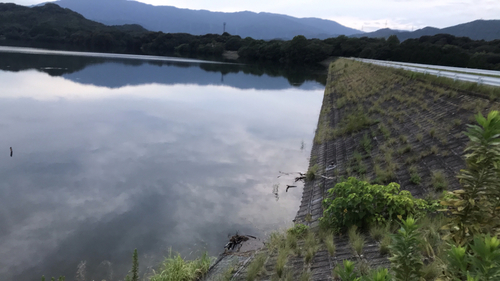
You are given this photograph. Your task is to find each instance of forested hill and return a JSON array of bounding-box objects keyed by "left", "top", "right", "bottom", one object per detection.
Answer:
[
  {"left": 0, "top": 3, "right": 147, "bottom": 52},
  {"left": 53, "top": 0, "right": 361, "bottom": 40},
  {"left": 1, "top": 3, "right": 500, "bottom": 70},
  {"left": 0, "top": 3, "right": 147, "bottom": 35},
  {"left": 351, "top": 20, "right": 500, "bottom": 41}
]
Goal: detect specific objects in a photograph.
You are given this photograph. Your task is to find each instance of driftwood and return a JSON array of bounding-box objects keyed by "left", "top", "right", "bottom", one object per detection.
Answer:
[
  {"left": 278, "top": 171, "right": 306, "bottom": 183},
  {"left": 224, "top": 233, "right": 256, "bottom": 251}
]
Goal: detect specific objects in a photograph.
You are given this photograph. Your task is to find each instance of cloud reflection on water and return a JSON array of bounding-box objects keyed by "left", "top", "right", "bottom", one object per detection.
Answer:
[{"left": 0, "top": 68, "right": 322, "bottom": 280}]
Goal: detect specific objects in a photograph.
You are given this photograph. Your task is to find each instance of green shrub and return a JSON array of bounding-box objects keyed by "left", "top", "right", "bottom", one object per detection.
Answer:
[
  {"left": 287, "top": 224, "right": 309, "bottom": 238},
  {"left": 321, "top": 178, "right": 433, "bottom": 231}
]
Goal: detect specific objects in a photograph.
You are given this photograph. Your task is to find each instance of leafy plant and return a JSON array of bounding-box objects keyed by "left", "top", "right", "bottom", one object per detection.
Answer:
[
  {"left": 287, "top": 224, "right": 309, "bottom": 238},
  {"left": 333, "top": 260, "right": 360, "bottom": 281},
  {"left": 389, "top": 217, "right": 424, "bottom": 281},
  {"left": 360, "top": 268, "right": 392, "bottom": 281},
  {"left": 441, "top": 111, "right": 500, "bottom": 245},
  {"left": 321, "top": 178, "right": 433, "bottom": 231},
  {"left": 445, "top": 235, "right": 500, "bottom": 281}
]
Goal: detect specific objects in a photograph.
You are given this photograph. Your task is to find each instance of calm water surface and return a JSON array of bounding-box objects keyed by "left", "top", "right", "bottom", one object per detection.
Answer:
[{"left": 0, "top": 47, "right": 325, "bottom": 281}]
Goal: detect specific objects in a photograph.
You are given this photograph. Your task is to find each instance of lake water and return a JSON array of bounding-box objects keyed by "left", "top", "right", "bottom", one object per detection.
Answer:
[{"left": 0, "top": 47, "right": 325, "bottom": 281}]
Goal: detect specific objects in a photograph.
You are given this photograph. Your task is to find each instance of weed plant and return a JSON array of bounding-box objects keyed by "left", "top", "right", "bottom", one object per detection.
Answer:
[
  {"left": 150, "top": 250, "right": 211, "bottom": 281},
  {"left": 348, "top": 226, "right": 365, "bottom": 257}
]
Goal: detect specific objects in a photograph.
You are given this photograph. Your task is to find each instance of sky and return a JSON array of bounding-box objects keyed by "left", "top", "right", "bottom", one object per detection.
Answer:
[{"left": 6, "top": 0, "right": 500, "bottom": 32}]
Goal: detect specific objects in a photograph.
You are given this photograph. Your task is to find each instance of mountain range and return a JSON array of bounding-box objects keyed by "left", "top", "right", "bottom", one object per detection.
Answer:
[
  {"left": 52, "top": 0, "right": 361, "bottom": 40},
  {"left": 352, "top": 19, "right": 500, "bottom": 41}
]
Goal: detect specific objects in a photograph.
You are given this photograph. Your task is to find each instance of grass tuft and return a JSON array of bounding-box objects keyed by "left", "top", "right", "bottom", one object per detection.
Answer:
[
  {"left": 369, "top": 224, "right": 388, "bottom": 242},
  {"left": 324, "top": 232, "right": 336, "bottom": 256},
  {"left": 379, "top": 234, "right": 391, "bottom": 255},
  {"left": 276, "top": 247, "right": 288, "bottom": 278},
  {"left": 246, "top": 254, "right": 266, "bottom": 281},
  {"left": 431, "top": 171, "right": 448, "bottom": 191},
  {"left": 150, "top": 250, "right": 212, "bottom": 281},
  {"left": 348, "top": 226, "right": 365, "bottom": 257}
]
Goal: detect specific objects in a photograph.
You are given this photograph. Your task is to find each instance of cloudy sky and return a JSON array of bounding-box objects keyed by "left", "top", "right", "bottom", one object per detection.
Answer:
[{"left": 6, "top": 0, "right": 500, "bottom": 33}]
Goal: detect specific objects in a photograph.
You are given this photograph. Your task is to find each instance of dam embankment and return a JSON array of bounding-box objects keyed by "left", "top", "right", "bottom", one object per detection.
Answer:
[{"left": 205, "top": 58, "right": 500, "bottom": 281}]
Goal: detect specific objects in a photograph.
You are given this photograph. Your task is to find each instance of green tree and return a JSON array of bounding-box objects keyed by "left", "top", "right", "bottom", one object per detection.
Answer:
[{"left": 387, "top": 35, "right": 400, "bottom": 47}]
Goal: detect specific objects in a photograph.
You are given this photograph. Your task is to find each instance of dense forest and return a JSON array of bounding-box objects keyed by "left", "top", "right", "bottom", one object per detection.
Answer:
[{"left": 1, "top": 3, "right": 500, "bottom": 70}]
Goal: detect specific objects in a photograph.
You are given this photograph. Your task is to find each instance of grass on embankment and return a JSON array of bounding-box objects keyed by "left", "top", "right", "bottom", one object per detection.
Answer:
[{"left": 313, "top": 58, "right": 500, "bottom": 192}]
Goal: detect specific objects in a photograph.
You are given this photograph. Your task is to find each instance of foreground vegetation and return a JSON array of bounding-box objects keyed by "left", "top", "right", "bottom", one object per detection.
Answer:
[
  {"left": 2, "top": 3, "right": 500, "bottom": 69},
  {"left": 204, "top": 110, "right": 500, "bottom": 281}
]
